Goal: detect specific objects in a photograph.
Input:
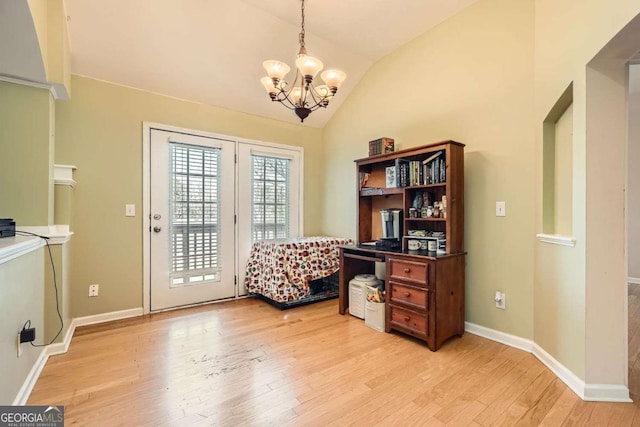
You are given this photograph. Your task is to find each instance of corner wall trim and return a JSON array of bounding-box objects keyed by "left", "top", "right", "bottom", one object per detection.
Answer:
[
  {"left": 536, "top": 233, "right": 576, "bottom": 247},
  {"left": 16, "top": 226, "right": 73, "bottom": 245},
  {"left": 465, "top": 322, "right": 631, "bottom": 403},
  {"left": 53, "top": 164, "right": 77, "bottom": 187},
  {"left": 583, "top": 384, "right": 634, "bottom": 402},
  {"left": 531, "top": 343, "right": 587, "bottom": 401},
  {"left": 0, "top": 237, "right": 44, "bottom": 265},
  {"left": 13, "top": 307, "right": 144, "bottom": 405}
]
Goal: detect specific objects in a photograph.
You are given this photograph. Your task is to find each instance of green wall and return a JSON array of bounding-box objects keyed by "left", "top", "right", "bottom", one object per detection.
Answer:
[
  {"left": 0, "top": 81, "right": 53, "bottom": 225},
  {"left": 0, "top": 248, "right": 45, "bottom": 405},
  {"left": 323, "top": 0, "right": 536, "bottom": 339},
  {"left": 2, "top": 0, "right": 638, "bottom": 399},
  {"left": 55, "top": 75, "right": 325, "bottom": 317},
  {"left": 44, "top": 242, "right": 70, "bottom": 344},
  {"left": 322, "top": 0, "right": 640, "bottom": 389},
  {"left": 534, "top": 0, "right": 640, "bottom": 385}
]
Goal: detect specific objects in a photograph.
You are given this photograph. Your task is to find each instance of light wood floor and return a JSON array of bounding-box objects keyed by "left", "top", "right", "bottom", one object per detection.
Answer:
[{"left": 29, "top": 298, "right": 640, "bottom": 426}]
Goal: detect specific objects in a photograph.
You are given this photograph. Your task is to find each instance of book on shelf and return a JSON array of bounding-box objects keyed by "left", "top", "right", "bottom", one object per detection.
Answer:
[
  {"left": 368, "top": 137, "right": 395, "bottom": 156},
  {"left": 385, "top": 166, "right": 397, "bottom": 188},
  {"left": 359, "top": 172, "right": 370, "bottom": 190},
  {"left": 395, "top": 158, "right": 410, "bottom": 187},
  {"left": 391, "top": 150, "right": 446, "bottom": 187},
  {"left": 360, "top": 187, "right": 385, "bottom": 196},
  {"left": 422, "top": 150, "right": 443, "bottom": 165},
  {"left": 421, "top": 150, "right": 446, "bottom": 184}
]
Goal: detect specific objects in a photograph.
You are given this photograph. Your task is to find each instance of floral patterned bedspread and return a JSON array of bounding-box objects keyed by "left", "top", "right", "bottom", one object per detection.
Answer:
[{"left": 244, "top": 236, "right": 354, "bottom": 303}]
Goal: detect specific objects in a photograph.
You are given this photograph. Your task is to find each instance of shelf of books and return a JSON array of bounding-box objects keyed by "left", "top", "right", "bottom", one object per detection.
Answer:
[{"left": 355, "top": 140, "right": 464, "bottom": 254}]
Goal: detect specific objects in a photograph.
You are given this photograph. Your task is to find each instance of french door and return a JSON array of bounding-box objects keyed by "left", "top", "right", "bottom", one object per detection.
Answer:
[
  {"left": 236, "top": 143, "right": 301, "bottom": 295},
  {"left": 145, "top": 125, "right": 303, "bottom": 312},
  {"left": 149, "top": 129, "right": 235, "bottom": 311}
]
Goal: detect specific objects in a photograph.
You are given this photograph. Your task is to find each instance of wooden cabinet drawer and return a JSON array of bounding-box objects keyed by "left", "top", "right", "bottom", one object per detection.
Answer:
[
  {"left": 389, "top": 305, "right": 428, "bottom": 335},
  {"left": 388, "top": 258, "right": 428, "bottom": 285},
  {"left": 389, "top": 282, "right": 428, "bottom": 310}
]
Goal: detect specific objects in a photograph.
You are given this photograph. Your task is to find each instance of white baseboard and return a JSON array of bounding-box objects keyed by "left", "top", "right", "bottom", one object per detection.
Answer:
[
  {"left": 72, "top": 308, "right": 143, "bottom": 328},
  {"left": 12, "top": 349, "right": 48, "bottom": 405},
  {"left": 531, "top": 343, "right": 587, "bottom": 400},
  {"left": 465, "top": 322, "right": 632, "bottom": 403},
  {"left": 13, "top": 307, "right": 143, "bottom": 405},
  {"left": 584, "top": 383, "right": 634, "bottom": 402},
  {"left": 464, "top": 321, "right": 533, "bottom": 353},
  {"left": 628, "top": 277, "right": 640, "bottom": 285}
]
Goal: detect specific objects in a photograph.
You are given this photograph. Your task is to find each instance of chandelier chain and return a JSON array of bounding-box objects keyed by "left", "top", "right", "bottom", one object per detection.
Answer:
[{"left": 298, "top": 0, "right": 306, "bottom": 55}]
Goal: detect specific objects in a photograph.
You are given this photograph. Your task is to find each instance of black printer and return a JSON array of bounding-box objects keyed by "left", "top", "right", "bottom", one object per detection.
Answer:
[{"left": 0, "top": 219, "right": 16, "bottom": 238}]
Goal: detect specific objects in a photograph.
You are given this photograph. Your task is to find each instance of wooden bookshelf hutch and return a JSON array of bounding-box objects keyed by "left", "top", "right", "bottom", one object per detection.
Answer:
[{"left": 338, "top": 140, "right": 466, "bottom": 351}]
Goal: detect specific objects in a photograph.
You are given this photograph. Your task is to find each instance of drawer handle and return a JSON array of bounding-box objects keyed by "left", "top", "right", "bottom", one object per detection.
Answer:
[
  {"left": 404, "top": 316, "right": 411, "bottom": 322},
  {"left": 403, "top": 268, "right": 411, "bottom": 273},
  {"left": 403, "top": 292, "right": 411, "bottom": 297}
]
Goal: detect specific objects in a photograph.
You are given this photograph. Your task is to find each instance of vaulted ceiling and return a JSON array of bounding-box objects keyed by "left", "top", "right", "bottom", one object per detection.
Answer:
[{"left": 5, "top": 0, "right": 481, "bottom": 127}]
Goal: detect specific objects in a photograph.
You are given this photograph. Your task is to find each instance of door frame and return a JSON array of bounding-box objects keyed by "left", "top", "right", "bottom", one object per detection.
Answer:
[{"left": 142, "top": 122, "right": 304, "bottom": 314}]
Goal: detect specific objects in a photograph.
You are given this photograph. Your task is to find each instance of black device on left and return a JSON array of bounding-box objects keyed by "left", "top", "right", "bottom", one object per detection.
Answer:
[{"left": 0, "top": 218, "right": 16, "bottom": 238}]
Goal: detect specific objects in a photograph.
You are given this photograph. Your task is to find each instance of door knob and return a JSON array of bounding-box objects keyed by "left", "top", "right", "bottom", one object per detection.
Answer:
[{"left": 153, "top": 226, "right": 162, "bottom": 233}]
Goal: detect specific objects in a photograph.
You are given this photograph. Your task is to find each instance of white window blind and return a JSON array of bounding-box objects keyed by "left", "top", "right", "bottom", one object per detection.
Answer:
[
  {"left": 252, "top": 155, "right": 290, "bottom": 241},
  {"left": 169, "top": 143, "right": 221, "bottom": 286}
]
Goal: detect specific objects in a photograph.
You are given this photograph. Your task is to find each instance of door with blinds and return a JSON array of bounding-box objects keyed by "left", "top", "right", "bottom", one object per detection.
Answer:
[
  {"left": 237, "top": 142, "right": 301, "bottom": 295},
  {"left": 149, "top": 129, "right": 235, "bottom": 310}
]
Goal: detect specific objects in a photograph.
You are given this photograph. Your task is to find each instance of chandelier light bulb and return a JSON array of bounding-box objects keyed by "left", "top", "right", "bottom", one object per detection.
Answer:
[
  {"left": 321, "top": 69, "right": 346, "bottom": 92},
  {"left": 260, "top": 76, "right": 278, "bottom": 98},
  {"left": 314, "top": 84, "right": 331, "bottom": 98},
  {"left": 295, "top": 55, "right": 323, "bottom": 81},
  {"left": 290, "top": 87, "right": 303, "bottom": 106},
  {"left": 263, "top": 60, "right": 291, "bottom": 83},
  {"left": 314, "top": 85, "right": 332, "bottom": 106}
]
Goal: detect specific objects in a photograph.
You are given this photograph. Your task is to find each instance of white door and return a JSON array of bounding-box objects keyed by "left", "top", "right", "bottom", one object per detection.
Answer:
[
  {"left": 149, "top": 129, "right": 235, "bottom": 310},
  {"left": 237, "top": 143, "right": 302, "bottom": 295}
]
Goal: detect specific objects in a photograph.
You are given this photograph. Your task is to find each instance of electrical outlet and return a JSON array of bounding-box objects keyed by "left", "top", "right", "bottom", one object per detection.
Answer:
[
  {"left": 17, "top": 333, "right": 22, "bottom": 357},
  {"left": 494, "top": 291, "right": 506, "bottom": 309},
  {"left": 496, "top": 201, "right": 506, "bottom": 217},
  {"left": 89, "top": 284, "right": 99, "bottom": 297}
]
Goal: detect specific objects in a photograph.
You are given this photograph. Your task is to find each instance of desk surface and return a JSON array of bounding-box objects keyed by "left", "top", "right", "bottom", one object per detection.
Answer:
[{"left": 339, "top": 244, "right": 465, "bottom": 260}]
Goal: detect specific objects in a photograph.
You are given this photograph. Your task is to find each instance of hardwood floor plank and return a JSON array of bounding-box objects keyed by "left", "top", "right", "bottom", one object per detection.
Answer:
[
  {"left": 513, "top": 378, "right": 566, "bottom": 426},
  {"left": 484, "top": 368, "right": 557, "bottom": 426},
  {"left": 537, "top": 387, "right": 580, "bottom": 426},
  {"left": 372, "top": 401, "right": 442, "bottom": 426},
  {"left": 27, "top": 297, "right": 639, "bottom": 426}
]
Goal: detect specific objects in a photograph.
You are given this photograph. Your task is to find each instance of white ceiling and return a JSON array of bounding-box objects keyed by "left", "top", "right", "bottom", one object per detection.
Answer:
[
  {"left": 63, "top": 0, "right": 479, "bottom": 127},
  {"left": 0, "top": 1, "right": 46, "bottom": 82}
]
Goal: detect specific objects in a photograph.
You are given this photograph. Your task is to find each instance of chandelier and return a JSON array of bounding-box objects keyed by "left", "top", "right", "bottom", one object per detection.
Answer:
[{"left": 260, "top": 0, "right": 346, "bottom": 122}]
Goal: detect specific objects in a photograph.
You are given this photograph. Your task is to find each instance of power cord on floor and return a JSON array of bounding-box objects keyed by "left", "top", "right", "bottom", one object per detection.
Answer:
[{"left": 16, "top": 230, "right": 64, "bottom": 346}]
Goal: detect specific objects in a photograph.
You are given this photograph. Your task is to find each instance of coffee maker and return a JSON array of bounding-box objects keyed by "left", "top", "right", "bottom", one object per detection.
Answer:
[{"left": 375, "top": 208, "right": 402, "bottom": 250}]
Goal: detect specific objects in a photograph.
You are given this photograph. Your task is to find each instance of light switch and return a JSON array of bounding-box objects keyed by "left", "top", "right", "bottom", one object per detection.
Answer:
[
  {"left": 125, "top": 204, "right": 136, "bottom": 217},
  {"left": 496, "top": 201, "right": 506, "bottom": 217}
]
